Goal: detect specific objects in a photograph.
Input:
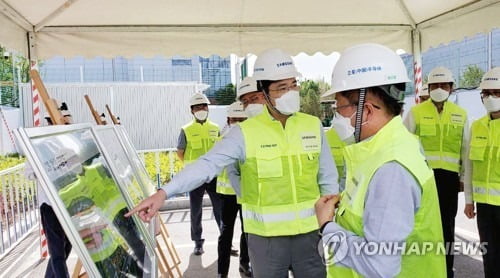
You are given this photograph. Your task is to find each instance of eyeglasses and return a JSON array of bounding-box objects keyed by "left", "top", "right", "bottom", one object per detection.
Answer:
[
  {"left": 268, "top": 84, "right": 300, "bottom": 95},
  {"left": 480, "top": 90, "right": 500, "bottom": 98},
  {"left": 241, "top": 94, "right": 262, "bottom": 106}
]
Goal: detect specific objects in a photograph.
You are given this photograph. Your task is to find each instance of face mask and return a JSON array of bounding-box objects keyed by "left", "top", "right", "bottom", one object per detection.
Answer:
[
  {"left": 331, "top": 112, "right": 356, "bottom": 141},
  {"left": 194, "top": 110, "right": 208, "bottom": 121},
  {"left": 483, "top": 96, "right": 500, "bottom": 112},
  {"left": 429, "top": 88, "right": 449, "bottom": 102},
  {"left": 244, "top": 103, "right": 264, "bottom": 118},
  {"left": 274, "top": 90, "right": 300, "bottom": 115}
]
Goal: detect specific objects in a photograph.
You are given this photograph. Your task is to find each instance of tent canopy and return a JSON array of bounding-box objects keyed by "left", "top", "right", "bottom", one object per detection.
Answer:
[{"left": 1, "top": 0, "right": 500, "bottom": 59}]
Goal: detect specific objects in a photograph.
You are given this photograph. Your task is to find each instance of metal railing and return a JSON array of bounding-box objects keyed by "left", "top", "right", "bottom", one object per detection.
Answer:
[{"left": 0, "top": 163, "right": 38, "bottom": 259}]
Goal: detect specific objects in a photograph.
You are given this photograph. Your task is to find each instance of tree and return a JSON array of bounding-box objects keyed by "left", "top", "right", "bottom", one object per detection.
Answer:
[
  {"left": 215, "top": 83, "right": 236, "bottom": 105},
  {"left": 0, "top": 46, "right": 31, "bottom": 107},
  {"left": 299, "top": 80, "right": 330, "bottom": 118},
  {"left": 460, "top": 65, "right": 484, "bottom": 88}
]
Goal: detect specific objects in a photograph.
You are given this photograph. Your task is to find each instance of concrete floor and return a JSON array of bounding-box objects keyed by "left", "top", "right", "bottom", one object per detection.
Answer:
[{"left": 0, "top": 194, "right": 485, "bottom": 277}]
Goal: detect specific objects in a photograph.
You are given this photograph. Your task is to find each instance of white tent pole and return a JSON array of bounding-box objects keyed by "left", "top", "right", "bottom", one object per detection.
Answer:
[
  {"left": 27, "top": 32, "right": 38, "bottom": 128},
  {"left": 488, "top": 31, "right": 492, "bottom": 70},
  {"left": 412, "top": 29, "right": 423, "bottom": 103}
]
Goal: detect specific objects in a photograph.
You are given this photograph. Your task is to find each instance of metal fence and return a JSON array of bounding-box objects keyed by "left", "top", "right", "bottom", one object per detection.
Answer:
[{"left": 0, "top": 163, "right": 37, "bottom": 259}]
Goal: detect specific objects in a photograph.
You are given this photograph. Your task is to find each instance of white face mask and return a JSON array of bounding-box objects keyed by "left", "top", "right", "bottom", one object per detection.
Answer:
[
  {"left": 244, "top": 103, "right": 264, "bottom": 118},
  {"left": 194, "top": 110, "right": 208, "bottom": 121},
  {"left": 483, "top": 95, "right": 500, "bottom": 112},
  {"left": 331, "top": 112, "right": 355, "bottom": 141},
  {"left": 429, "top": 88, "right": 450, "bottom": 102},
  {"left": 274, "top": 90, "right": 300, "bottom": 115}
]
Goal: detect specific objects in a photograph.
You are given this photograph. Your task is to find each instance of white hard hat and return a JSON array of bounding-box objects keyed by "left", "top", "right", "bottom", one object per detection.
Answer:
[
  {"left": 237, "top": 76, "right": 259, "bottom": 100},
  {"left": 428, "top": 66, "right": 454, "bottom": 84},
  {"left": 420, "top": 83, "right": 429, "bottom": 96},
  {"left": 189, "top": 93, "right": 210, "bottom": 106},
  {"left": 252, "top": 48, "right": 302, "bottom": 81},
  {"left": 480, "top": 67, "right": 500, "bottom": 89},
  {"left": 227, "top": 101, "right": 247, "bottom": 118},
  {"left": 326, "top": 43, "right": 410, "bottom": 97}
]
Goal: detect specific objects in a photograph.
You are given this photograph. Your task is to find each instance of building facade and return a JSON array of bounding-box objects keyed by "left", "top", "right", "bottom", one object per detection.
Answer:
[{"left": 39, "top": 55, "right": 231, "bottom": 98}]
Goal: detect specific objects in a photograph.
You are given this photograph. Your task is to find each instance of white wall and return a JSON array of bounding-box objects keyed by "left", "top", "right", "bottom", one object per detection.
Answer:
[
  {"left": 20, "top": 83, "right": 210, "bottom": 150},
  {"left": 0, "top": 106, "right": 20, "bottom": 154}
]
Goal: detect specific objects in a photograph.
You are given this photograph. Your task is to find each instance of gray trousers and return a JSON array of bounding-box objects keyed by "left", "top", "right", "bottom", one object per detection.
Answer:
[{"left": 247, "top": 230, "right": 326, "bottom": 278}]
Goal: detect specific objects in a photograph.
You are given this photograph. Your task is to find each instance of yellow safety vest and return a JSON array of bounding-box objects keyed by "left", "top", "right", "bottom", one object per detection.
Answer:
[
  {"left": 328, "top": 116, "right": 446, "bottom": 278},
  {"left": 469, "top": 116, "right": 500, "bottom": 206},
  {"left": 411, "top": 100, "right": 467, "bottom": 173},
  {"left": 216, "top": 168, "right": 236, "bottom": 195},
  {"left": 182, "top": 120, "right": 219, "bottom": 164},
  {"left": 325, "top": 128, "right": 346, "bottom": 183},
  {"left": 239, "top": 107, "right": 321, "bottom": 237}
]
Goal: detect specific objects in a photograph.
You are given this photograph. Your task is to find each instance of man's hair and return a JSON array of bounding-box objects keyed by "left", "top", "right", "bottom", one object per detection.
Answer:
[
  {"left": 257, "top": 80, "right": 273, "bottom": 94},
  {"left": 338, "top": 83, "right": 405, "bottom": 117}
]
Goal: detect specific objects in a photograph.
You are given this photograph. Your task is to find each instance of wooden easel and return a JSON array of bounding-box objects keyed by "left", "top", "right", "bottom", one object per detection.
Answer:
[
  {"left": 105, "top": 104, "right": 121, "bottom": 125},
  {"left": 84, "top": 95, "right": 107, "bottom": 125},
  {"left": 29, "top": 70, "right": 65, "bottom": 125},
  {"left": 155, "top": 214, "right": 182, "bottom": 278}
]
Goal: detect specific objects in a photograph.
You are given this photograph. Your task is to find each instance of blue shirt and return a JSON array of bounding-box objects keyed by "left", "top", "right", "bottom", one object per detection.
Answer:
[
  {"left": 162, "top": 121, "right": 338, "bottom": 197},
  {"left": 322, "top": 162, "right": 422, "bottom": 278}
]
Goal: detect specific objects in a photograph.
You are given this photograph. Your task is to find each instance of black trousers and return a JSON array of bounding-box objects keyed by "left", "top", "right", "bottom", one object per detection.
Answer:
[
  {"left": 40, "top": 203, "right": 72, "bottom": 278},
  {"left": 476, "top": 203, "right": 500, "bottom": 278},
  {"left": 217, "top": 194, "right": 250, "bottom": 275},
  {"left": 189, "top": 178, "right": 222, "bottom": 246},
  {"left": 433, "top": 169, "right": 459, "bottom": 278}
]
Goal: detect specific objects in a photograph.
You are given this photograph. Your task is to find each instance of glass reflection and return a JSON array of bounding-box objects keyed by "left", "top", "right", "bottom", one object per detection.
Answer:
[{"left": 31, "top": 129, "right": 150, "bottom": 277}]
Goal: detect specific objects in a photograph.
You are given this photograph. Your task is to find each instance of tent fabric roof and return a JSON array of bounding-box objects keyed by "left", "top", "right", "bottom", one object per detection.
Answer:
[{"left": 1, "top": 0, "right": 500, "bottom": 58}]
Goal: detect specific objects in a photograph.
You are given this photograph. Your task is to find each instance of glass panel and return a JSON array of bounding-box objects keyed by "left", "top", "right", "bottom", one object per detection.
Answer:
[
  {"left": 115, "top": 126, "right": 155, "bottom": 195},
  {"left": 94, "top": 127, "right": 147, "bottom": 205},
  {"left": 30, "top": 128, "right": 153, "bottom": 277}
]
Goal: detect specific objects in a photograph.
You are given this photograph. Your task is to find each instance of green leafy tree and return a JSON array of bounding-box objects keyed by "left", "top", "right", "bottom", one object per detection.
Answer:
[
  {"left": 0, "top": 46, "right": 31, "bottom": 107},
  {"left": 215, "top": 83, "right": 236, "bottom": 105},
  {"left": 299, "top": 80, "right": 330, "bottom": 118},
  {"left": 460, "top": 65, "right": 484, "bottom": 88}
]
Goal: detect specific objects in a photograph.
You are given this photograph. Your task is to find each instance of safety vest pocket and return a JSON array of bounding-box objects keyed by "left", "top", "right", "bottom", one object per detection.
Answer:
[
  {"left": 190, "top": 138, "right": 203, "bottom": 149},
  {"left": 469, "top": 145, "right": 486, "bottom": 161},
  {"left": 256, "top": 152, "right": 283, "bottom": 178},
  {"left": 419, "top": 124, "right": 436, "bottom": 136}
]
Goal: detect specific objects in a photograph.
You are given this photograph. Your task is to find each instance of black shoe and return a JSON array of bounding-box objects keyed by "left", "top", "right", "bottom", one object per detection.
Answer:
[
  {"left": 230, "top": 246, "right": 239, "bottom": 256},
  {"left": 193, "top": 246, "right": 204, "bottom": 256},
  {"left": 217, "top": 274, "right": 228, "bottom": 278},
  {"left": 239, "top": 264, "right": 252, "bottom": 277}
]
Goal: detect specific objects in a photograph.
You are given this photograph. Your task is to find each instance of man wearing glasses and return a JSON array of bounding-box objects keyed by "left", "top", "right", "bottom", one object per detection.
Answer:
[
  {"left": 127, "top": 48, "right": 338, "bottom": 278},
  {"left": 404, "top": 66, "right": 468, "bottom": 277},
  {"left": 463, "top": 67, "right": 500, "bottom": 278}
]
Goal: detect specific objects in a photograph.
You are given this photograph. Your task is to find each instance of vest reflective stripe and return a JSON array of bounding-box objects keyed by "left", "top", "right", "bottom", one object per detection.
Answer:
[
  {"left": 242, "top": 207, "right": 315, "bottom": 223},
  {"left": 216, "top": 168, "right": 236, "bottom": 195},
  {"left": 328, "top": 116, "right": 446, "bottom": 278},
  {"left": 239, "top": 107, "right": 321, "bottom": 237},
  {"left": 411, "top": 101, "right": 466, "bottom": 173},
  {"left": 425, "top": 155, "right": 460, "bottom": 164},
  {"left": 182, "top": 120, "right": 219, "bottom": 164},
  {"left": 469, "top": 116, "right": 500, "bottom": 205},
  {"left": 325, "top": 128, "right": 346, "bottom": 182}
]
